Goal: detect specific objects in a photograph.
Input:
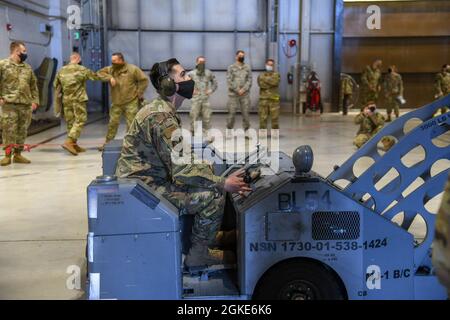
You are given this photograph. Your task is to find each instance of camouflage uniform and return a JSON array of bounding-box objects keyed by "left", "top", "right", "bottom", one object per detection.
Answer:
[
  {"left": 433, "top": 174, "right": 450, "bottom": 296},
  {"left": 435, "top": 70, "right": 450, "bottom": 98},
  {"left": 435, "top": 70, "right": 450, "bottom": 114},
  {"left": 383, "top": 72, "right": 404, "bottom": 119},
  {"left": 116, "top": 97, "right": 226, "bottom": 245},
  {"left": 97, "top": 63, "right": 149, "bottom": 142},
  {"left": 53, "top": 63, "right": 103, "bottom": 140},
  {"left": 0, "top": 58, "right": 39, "bottom": 153},
  {"left": 340, "top": 74, "right": 355, "bottom": 115},
  {"left": 353, "top": 111, "right": 385, "bottom": 148},
  {"left": 360, "top": 65, "right": 382, "bottom": 107},
  {"left": 226, "top": 62, "right": 252, "bottom": 130},
  {"left": 187, "top": 68, "right": 218, "bottom": 134},
  {"left": 257, "top": 71, "right": 280, "bottom": 130}
]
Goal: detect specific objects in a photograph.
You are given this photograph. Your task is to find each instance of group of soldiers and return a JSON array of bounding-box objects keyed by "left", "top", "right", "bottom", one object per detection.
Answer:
[
  {"left": 347, "top": 59, "right": 450, "bottom": 150},
  {"left": 55, "top": 49, "right": 281, "bottom": 156},
  {"left": 0, "top": 43, "right": 282, "bottom": 165},
  {"left": 190, "top": 50, "right": 281, "bottom": 142},
  {"left": 341, "top": 59, "right": 405, "bottom": 122},
  {"left": 54, "top": 51, "right": 150, "bottom": 155}
]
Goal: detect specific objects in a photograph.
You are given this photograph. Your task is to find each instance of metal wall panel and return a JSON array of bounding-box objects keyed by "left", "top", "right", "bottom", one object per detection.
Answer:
[
  {"left": 140, "top": 0, "right": 172, "bottom": 30},
  {"left": 204, "top": 0, "right": 236, "bottom": 30},
  {"left": 173, "top": 0, "right": 203, "bottom": 30},
  {"left": 204, "top": 33, "right": 236, "bottom": 69},
  {"left": 140, "top": 32, "right": 172, "bottom": 69},
  {"left": 105, "top": 0, "right": 338, "bottom": 110},
  {"left": 310, "top": 34, "right": 333, "bottom": 103},
  {"left": 237, "top": 0, "right": 264, "bottom": 30},
  {"left": 311, "top": 0, "right": 335, "bottom": 31},
  {"left": 111, "top": 0, "right": 139, "bottom": 29},
  {"left": 278, "top": 0, "right": 301, "bottom": 102},
  {"left": 108, "top": 31, "right": 139, "bottom": 65},
  {"left": 173, "top": 32, "right": 203, "bottom": 69}
]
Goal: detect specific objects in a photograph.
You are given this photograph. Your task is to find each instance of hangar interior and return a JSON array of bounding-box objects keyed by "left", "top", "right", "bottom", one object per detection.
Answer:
[{"left": 0, "top": 0, "right": 449, "bottom": 300}]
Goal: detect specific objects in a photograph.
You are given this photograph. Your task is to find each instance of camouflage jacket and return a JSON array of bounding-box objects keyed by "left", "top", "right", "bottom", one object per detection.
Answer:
[
  {"left": 361, "top": 66, "right": 382, "bottom": 92},
  {"left": 53, "top": 63, "right": 103, "bottom": 104},
  {"left": 257, "top": 71, "right": 280, "bottom": 101},
  {"left": 341, "top": 75, "right": 355, "bottom": 96},
  {"left": 115, "top": 96, "right": 225, "bottom": 191},
  {"left": 227, "top": 62, "right": 252, "bottom": 96},
  {"left": 383, "top": 72, "right": 404, "bottom": 97},
  {"left": 0, "top": 58, "right": 39, "bottom": 105},
  {"left": 435, "top": 71, "right": 450, "bottom": 98},
  {"left": 354, "top": 112, "right": 385, "bottom": 135},
  {"left": 188, "top": 69, "right": 218, "bottom": 101},
  {"left": 433, "top": 174, "right": 450, "bottom": 291},
  {"left": 97, "top": 63, "right": 149, "bottom": 106}
]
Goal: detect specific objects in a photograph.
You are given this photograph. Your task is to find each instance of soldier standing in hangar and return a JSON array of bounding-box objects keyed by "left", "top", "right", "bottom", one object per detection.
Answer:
[
  {"left": 258, "top": 58, "right": 281, "bottom": 132},
  {"left": 188, "top": 56, "right": 218, "bottom": 142},
  {"left": 0, "top": 41, "right": 39, "bottom": 166},
  {"left": 97, "top": 52, "right": 149, "bottom": 151},
  {"left": 226, "top": 50, "right": 253, "bottom": 138},
  {"left": 53, "top": 52, "right": 114, "bottom": 155}
]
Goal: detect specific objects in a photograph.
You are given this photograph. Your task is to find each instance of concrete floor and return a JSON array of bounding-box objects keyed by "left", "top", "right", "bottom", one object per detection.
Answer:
[{"left": 0, "top": 110, "right": 448, "bottom": 299}]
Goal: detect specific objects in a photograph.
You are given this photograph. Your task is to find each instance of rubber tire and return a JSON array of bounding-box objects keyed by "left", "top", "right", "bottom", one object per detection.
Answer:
[{"left": 253, "top": 260, "right": 345, "bottom": 300}]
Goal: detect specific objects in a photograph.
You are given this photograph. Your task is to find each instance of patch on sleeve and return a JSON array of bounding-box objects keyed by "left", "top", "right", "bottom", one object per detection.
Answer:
[{"left": 164, "top": 124, "right": 178, "bottom": 140}]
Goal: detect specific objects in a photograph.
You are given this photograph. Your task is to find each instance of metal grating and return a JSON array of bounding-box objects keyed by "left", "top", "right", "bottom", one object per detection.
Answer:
[{"left": 312, "top": 211, "right": 360, "bottom": 240}]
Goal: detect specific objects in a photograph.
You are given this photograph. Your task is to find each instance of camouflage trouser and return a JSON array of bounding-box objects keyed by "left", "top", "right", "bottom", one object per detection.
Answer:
[
  {"left": 353, "top": 126, "right": 395, "bottom": 150},
  {"left": 106, "top": 99, "right": 139, "bottom": 142},
  {"left": 433, "top": 175, "right": 450, "bottom": 296},
  {"left": 386, "top": 96, "right": 400, "bottom": 117},
  {"left": 156, "top": 184, "right": 225, "bottom": 245},
  {"left": 340, "top": 94, "right": 352, "bottom": 114},
  {"left": 259, "top": 99, "right": 280, "bottom": 130},
  {"left": 227, "top": 95, "right": 251, "bottom": 130},
  {"left": 1, "top": 103, "right": 32, "bottom": 153},
  {"left": 64, "top": 101, "right": 87, "bottom": 140},
  {"left": 354, "top": 134, "right": 372, "bottom": 149},
  {"left": 190, "top": 98, "right": 212, "bottom": 134}
]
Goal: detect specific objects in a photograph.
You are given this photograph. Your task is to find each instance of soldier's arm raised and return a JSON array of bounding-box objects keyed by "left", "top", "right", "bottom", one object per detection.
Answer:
[
  {"left": 354, "top": 113, "right": 365, "bottom": 125},
  {"left": 96, "top": 66, "right": 113, "bottom": 81},
  {"left": 85, "top": 67, "right": 104, "bottom": 82},
  {"left": 152, "top": 115, "right": 225, "bottom": 192}
]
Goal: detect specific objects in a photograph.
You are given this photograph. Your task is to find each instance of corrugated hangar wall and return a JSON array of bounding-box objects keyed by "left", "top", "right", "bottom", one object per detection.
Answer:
[{"left": 104, "top": 0, "right": 338, "bottom": 112}]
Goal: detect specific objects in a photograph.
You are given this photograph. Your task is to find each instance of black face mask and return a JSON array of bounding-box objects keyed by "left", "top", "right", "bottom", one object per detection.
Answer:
[
  {"left": 177, "top": 80, "right": 195, "bottom": 99},
  {"left": 112, "top": 63, "right": 124, "bottom": 69},
  {"left": 197, "top": 63, "right": 205, "bottom": 74},
  {"left": 19, "top": 52, "right": 28, "bottom": 63},
  {"left": 238, "top": 57, "right": 245, "bottom": 63}
]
